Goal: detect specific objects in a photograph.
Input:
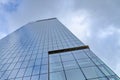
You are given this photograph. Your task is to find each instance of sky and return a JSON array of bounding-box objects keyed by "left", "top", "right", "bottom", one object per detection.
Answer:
[{"left": 0, "top": 0, "right": 120, "bottom": 77}]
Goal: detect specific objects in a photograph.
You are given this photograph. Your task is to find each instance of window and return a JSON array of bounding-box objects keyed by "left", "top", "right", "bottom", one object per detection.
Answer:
[
  {"left": 49, "top": 46, "right": 89, "bottom": 80},
  {"left": 50, "top": 62, "right": 63, "bottom": 72},
  {"left": 65, "top": 69, "right": 85, "bottom": 80},
  {"left": 99, "top": 65, "right": 115, "bottom": 76},
  {"left": 40, "top": 74, "right": 48, "bottom": 80},
  {"left": 61, "top": 54, "right": 74, "bottom": 62},
  {"left": 41, "top": 65, "right": 48, "bottom": 74},
  {"left": 77, "top": 59, "right": 95, "bottom": 68},
  {"left": 73, "top": 50, "right": 88, "bottom": 59},
  {"left": 108, "top": 76, "right": 120, "bottom": 80},
  {"left": 63, "top": 60, "right": 79, "bottom": 70},
  {"left": 32, "top": 66, "right": 40, "bottom": 75},
  {"left": 50, "top": 71, "right": 66, "bottom": 80},
  {"left": 31, "top": 75, "right": 39, "bottom": 80},
  {"left": 82, "top": 66, "right": 105, "bottom": 79},
  {"left": 49, "top": 54, "right": 61, "bottom": 64},
  {"left": 89, "top": 77, "right": 108, "bottom": 80}
]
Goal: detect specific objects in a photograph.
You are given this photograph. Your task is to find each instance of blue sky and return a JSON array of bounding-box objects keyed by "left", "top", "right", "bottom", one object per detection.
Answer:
[{"left": 0, "top": 0, "right": 120, "bottom": 76}]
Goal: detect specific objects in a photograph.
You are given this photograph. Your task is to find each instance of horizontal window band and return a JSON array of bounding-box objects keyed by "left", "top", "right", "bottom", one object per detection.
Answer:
[{"left": 48, "top": 45, "right": 89, "bottom": 54}]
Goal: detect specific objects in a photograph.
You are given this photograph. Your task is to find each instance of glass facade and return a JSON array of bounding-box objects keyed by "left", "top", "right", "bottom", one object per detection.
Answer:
[{"left": 0, "top": 18, "right": 119, "bottom": 80}]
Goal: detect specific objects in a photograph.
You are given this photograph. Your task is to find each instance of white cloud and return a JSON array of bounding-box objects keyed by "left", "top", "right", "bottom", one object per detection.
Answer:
[
  {"left": 0, "top": 0, "right": 10, "bottom": 4},
  {"left": 97, "top": 25, "right": 120, "bottom": 39},
  {"left": 59, "top": 10, "right": 92, "bottom": 42},
  {"left": 0, "top": 0, "right": 17, "bottom": 4}
]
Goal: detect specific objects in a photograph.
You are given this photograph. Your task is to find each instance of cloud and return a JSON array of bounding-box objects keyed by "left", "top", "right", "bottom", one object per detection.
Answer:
[
  {"left": 0, "top": 0, "right": 21, "bottom": 12},
  {"left": 0, "top": 0, "right": 10, "bottom": 4},
  {"left": 0, "top": 0, "right": 22, "bottom": 36},
  {"left": 97, "top": 25, "right": 120, "bottom": 39},
  {"left": 74, "top": 0, "right": 120, "bottom": 31},
  {"left": 59, "top": 10, "right": 91, "bottom": 42}
]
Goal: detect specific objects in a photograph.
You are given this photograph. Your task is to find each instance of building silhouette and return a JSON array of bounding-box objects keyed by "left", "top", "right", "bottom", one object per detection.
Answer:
[{"left": 0, "top": 18, "right": 119, "bottom": 80}]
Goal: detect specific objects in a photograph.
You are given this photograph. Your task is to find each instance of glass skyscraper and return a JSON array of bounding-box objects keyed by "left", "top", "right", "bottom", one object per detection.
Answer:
[{"left": 0, "top": 18, "right": 119, "bottom": 80}]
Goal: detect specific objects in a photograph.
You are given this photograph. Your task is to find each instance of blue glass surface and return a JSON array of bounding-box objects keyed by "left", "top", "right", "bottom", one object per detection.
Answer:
[{"left": 0, "top": 18, "right": 119, "bottom": 80}]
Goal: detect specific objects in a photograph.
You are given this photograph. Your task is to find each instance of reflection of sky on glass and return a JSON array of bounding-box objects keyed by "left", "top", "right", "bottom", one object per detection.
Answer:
[
  {"left": 49, "top": 48, "right": 119, "bottom": 79},
  {"left": 0, "top": 19, "right": 86, "bottom": 79},
  {"left": 0, "top": 0, "right": 120, "bottom": 77}
]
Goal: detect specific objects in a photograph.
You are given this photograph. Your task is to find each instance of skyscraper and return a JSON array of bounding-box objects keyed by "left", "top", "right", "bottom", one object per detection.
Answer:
[{"left": 0, "top": 18, "right": 119, "bottom": 80}]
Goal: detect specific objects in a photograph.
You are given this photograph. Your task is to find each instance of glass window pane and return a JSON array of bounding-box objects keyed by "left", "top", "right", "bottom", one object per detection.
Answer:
[
  {"left": 84, "top": 49, "right": 97, "bottom": 58},
  {"left": 73, "top": 50, "right": 88, "bottom": 59},
  {"left": 50, "top": 62, "right": 63, "bottom": 72},
  {"left": 23, "top": 76, "right": 31, "bottom": 80},
  {"left": 50, "top": 54, "right": 61, "bottom": 63},
  {"left": 24, "top": 67, "right": 33, "bottom": 76},
  {"left": 61, "top": 53, "right": 74, "bottom": 62},
  {"left": 15, "top": 78, "right": 22, "bottom": 80},
  {"left": 16, "top": 68, "right": 26, "bottom": 78},
  {"left": 91, "top": 58, "right": 104, "bottom": 65},
  {"left": 82, "top": 66, "right": 105, "bottom": 79},
  {"left": 89, "top": 77, "right": 108, "bottom": 80},
  {"left": 41, "top": 65, "right": 48, "bottom": 74},
  {"left": 35, "top": 59, "right": 41, "bottom": 66},
  {"left": 28, "top": 60, "right": 35, "bottom": 67},
  {"left": 100, "top": 65, "right": 115, "bottom": 76},
  {"left": 14, "top": 62, "right": 22, "bottom": 69},
  {"left": 40, "top": 74, "right": 48, "bottom": 80},
  {"left": 77, "top": 59, "right": 95, "bottom": 68},
  {"left": 50, "top": 71, "right": 66, "bottom": 80},
  {"left": 1, "top": 71, "right": 11, "bottom": 80},
  {"left": 63, "top": 60, "right": 79, "bottom": 70},
  {"left": 42, "top": 58, "right": 48, "bottom": 65},
  {"left": 32, "top": 66, "right": 40, "bottom": 75},
  {"left": 108, "top": 76, "right": 120, "bottom": 80},
  {"left": 98, "top": 65, "right": 115, "bottom": 76},
  {"left": 8, "top": 69, "right": 19, "bottom": 79},
  {"left": 31, "top": 75, "right": 39, "bottom": 80},
  {"left": 65, "top": 69, "right": 85, "bottom": 80}
]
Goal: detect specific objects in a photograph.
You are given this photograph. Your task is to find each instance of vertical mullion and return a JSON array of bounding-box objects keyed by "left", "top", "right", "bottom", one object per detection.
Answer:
[
  {"left": 71, "top": 51, "right": 87, "bottom": 80},
  {"left": 84, "top": 49, "right": 109, "bottom": 79},
  {"left": 59, "top": 54, "right": 68, "bottom": 80}
]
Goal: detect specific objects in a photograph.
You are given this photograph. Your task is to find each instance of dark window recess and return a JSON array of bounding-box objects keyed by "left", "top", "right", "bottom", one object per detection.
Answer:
[{"left": 48, "top": 45, "right": 89, "bottom": 54}]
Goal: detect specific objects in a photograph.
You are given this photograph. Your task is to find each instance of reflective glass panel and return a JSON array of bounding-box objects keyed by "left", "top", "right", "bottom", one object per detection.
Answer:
[{"left": 82, "top": 66, "right": 105, "bottom": 79}]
